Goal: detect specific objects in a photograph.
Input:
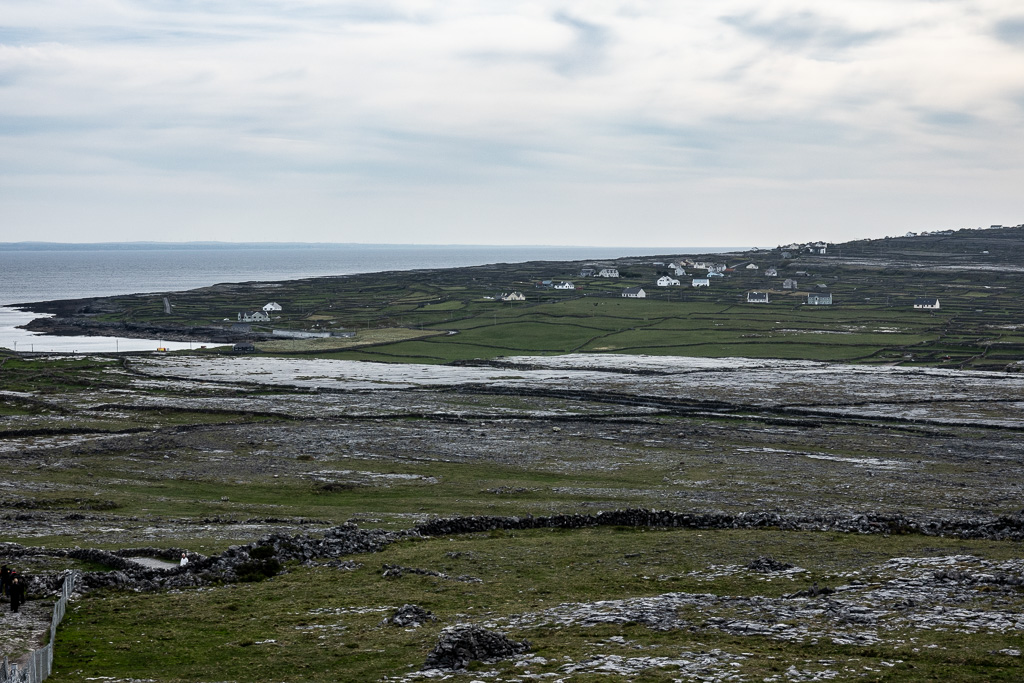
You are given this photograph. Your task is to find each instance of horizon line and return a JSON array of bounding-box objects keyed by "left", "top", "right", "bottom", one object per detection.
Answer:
[{"left": 0, "top": 240, "right": 756, "bottom": 251}]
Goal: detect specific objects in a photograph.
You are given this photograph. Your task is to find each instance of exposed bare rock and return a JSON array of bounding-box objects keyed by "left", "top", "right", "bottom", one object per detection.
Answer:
[
  {"left": 385, "top": 604, "right": 435, "bottom": 627},
  {"left": 747, "top": 555, "right": 795, "bottom": 572},
  {"left": 423, "top": 625, "right": 530, "bottom": 670}
]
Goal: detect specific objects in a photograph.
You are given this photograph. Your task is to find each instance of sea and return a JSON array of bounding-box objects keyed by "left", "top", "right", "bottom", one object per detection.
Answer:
[{"left": 0, "top": 243, "right": 735, "bottom": 353}]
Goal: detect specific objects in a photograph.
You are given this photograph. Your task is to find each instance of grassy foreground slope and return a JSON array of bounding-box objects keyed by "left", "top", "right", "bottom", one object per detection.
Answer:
[{"left": 51, "top": 530, "right": 1024, "bottom": 682}]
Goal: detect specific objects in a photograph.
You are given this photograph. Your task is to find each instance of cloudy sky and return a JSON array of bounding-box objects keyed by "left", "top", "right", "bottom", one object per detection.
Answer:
[{"left": 2, "top": 1, "right": 1023, "bottom": 247}]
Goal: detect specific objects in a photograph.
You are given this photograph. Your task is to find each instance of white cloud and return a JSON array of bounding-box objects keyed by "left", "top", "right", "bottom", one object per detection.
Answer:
[{"left": 1, "top": 0, "right": 1022, "bottom": 245}]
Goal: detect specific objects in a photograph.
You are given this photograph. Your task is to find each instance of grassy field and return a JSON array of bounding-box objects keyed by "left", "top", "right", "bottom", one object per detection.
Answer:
[{"left": 48, "top": 529, "right": 1024, "bottom": 682}]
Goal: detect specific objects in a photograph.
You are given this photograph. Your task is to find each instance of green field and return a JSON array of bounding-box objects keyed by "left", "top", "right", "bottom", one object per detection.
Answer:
[{"left": 49, "top": 529, "right": 1024, "bottom": 682}]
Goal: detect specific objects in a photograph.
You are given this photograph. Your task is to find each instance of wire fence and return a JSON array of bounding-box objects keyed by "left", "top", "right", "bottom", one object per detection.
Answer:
[{"left": 1, "top": 571, "right": 79, "bottom": 683}]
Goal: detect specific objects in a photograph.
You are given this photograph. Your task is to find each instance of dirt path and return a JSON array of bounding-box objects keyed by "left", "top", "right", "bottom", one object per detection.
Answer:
[{"left": 0, "top": 595, "right": 54, "bottom": 664}]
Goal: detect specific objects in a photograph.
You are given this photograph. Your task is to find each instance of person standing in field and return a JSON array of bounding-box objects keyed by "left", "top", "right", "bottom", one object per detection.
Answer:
[
  {"left": 0, "top": 564, "right": 9, "bottom": 597},
  {"left": 180, "top": 553, "right": 189, "bottom": 567},
  {"left": 9, "top": 577, "right": 25, "bottom": 613}
]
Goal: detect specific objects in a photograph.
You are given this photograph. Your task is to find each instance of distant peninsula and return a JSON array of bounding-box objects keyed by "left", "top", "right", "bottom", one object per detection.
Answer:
[{"left": 14, "top": 226, "right": 1024, "bottom": 370}]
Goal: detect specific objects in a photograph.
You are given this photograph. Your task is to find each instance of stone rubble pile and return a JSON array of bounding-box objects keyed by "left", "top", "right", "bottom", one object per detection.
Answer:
[
  {"left": 386, "top": 604, "right": 436, "bottom": 627},
  {"left": 422, "top": 625, "right": 531, "bottom": 670},
  {"left": 381, "top": 564, "right": 482, "bottom": 583},
  {"left": 747, "top": 556, "right": 795, "bottom": 572}
]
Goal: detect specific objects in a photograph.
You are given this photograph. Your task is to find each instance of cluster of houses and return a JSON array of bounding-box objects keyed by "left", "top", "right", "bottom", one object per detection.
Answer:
[
  {"left": 538, "top": 280, "right": 576, "bottom": 290},
  {"left": 579, "top": 267, "right": 620, "bottom": 278},
  {"left": 778, "top": 241, "right": 829, "bottom": 255},
  {"left": 504, "top": 263, "right": 942, "bottom": 310},
  {"left": 742, "top": 291, "right": 834, "bottom": 305},
  {"left": 903, "top": 230, "right": 956, "bottom": 237},
  {"left": 236, "top": 302, "right": 282, "bottom": 323}
]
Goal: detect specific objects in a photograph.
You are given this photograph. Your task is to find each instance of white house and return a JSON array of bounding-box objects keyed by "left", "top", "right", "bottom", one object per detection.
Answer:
[
  {"left": 765, "top": 267, "right": 778, "bottom": 277},
  {"left": 914, "top": 297, "right": 940, "bottom": 309},
  {"left": 238, "top": 311, "right": 270, "bottom": 323},
  {"left": 621, "top": 286, "right": 646, "bottom": 298},
  {"left": 597, "top": 268, "right": 620, "bottom": 278},
  {"left": 657, "top": 276, "right": 680, "bottom": 287},
  {"left": 499, "top": 291, "right": 526, "bottom": 302},
  {"left": 745, "top": 263, "right": 759, "bottom": 270},
  {"left": 262, "top": 302, "right": 282, "bottom": 312},
  {"left": 807, "top": 292, "right": 833, "bottom": 305},
  {"left": 783, "top": 278, "right": 798, "bottom": 290},
  {"left": 747, "top": 291, "right": 769, "bottom": 303},
  {"left": 553, "top": 281, "right": 576, "bottom": 290},
  {"left": 692, "top": 278, "right": 710, "bottom": 287}
]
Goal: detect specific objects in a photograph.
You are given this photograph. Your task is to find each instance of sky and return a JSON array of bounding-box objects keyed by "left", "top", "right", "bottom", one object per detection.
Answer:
[{"left": 1, "top": 0, "right": 1023, "bottom": 248}]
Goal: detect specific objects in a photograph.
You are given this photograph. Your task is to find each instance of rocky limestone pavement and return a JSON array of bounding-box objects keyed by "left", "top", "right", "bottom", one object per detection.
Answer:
[{"left": 490, "top": 555, "right": 1024, "bottom": 647}]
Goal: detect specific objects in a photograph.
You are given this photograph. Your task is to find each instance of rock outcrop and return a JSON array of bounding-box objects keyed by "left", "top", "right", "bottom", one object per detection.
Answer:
[{"left": 423, "top": 625, "right": 530, "bottom": 670}]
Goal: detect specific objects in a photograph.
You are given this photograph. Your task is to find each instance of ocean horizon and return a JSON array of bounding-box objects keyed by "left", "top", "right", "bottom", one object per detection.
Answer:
[
  {"left": 0, "top": 242, "right": 744, "bottom": 352},
  {"left": 0, "top": 241, "right": 746, "bottom": 251}
]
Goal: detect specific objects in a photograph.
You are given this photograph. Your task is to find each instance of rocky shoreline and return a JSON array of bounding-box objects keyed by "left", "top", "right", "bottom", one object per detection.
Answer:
[{"left": 19, "top": 316, "right": 261, "bottom": 343}]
